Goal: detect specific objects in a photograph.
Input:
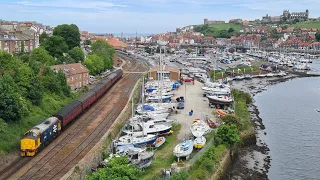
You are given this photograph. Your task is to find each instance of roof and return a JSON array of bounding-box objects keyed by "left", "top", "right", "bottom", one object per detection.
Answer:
[
  {"left": 54, "top": 101, "right": 82, "bottom": 119},
  {"left": 149, "top": 65, "right": 179, "bottom": 73},
  {"left": 107, "top": 38, "right": 128, "bottom": 49},
  {"left": 51, "top": 63, "right": 89, "bottom": 77}
]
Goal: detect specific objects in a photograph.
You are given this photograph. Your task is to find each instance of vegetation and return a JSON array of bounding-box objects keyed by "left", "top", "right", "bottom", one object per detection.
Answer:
[
  {"left": 170, "top": 170, "right": 188, "bottom": 180},
  {"left": 53, "top": 24, "right": 81, "bottom": 50},
  {"left": 209, "top": 65, "right": 260, "bottom": 80},
  {"left": 0, "top": 50, "right": 78, "bottom": 154},
  {"left": 188, "top": 145, "right": 226, "bottom": 179},
  {"left": 68, "top": 47, "right": 85, "bottom": 63},
  {"left": 141, "top": 123, "right": 181, "bottom": 180},
  {"left": 292, "top": 21, "right": 320, "bottom": 29},
  {"left": 86, "top": 157, "right": 142, "bottom": 180},
  {"left": 316, "top": 32, "right": 320, "bottom": 42},
  {"left": 42, "top": 35, "right": 69, "bottom": 58},
  {"left": 194, "top": 23, "right": 242, "bottom": 38},
  {"left": 83, "top": 40, "right": 115, "bottom": 75},
  {"left": 39, "top": 32, "right": 49, "bottom": 45},
  {"left": 216, "top": 124, "right": 241, "bottom": 146}
]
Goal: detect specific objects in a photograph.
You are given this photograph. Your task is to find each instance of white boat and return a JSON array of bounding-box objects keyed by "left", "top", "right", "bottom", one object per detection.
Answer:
[
  {"left": 122, "top": 121, "right": 172, "bottom": 137},
  {"left": 116, "top": 134, "right": 158, "bottom": 147},
  {"left": 146, "top": 95, "right": 172, "bottom": 103},
  {"left": 276, "top": 71, "right": 287, "bottom": 77},
  {"left": 266, "top": 73, "right": 274, "bottom": 77},
  {"left": 142, "top": 112, "right": 170, "bottom": 119},
  {"left": 136, "top": 105, "right": 169, "bottom": 114},
  {"left": 234, "top": 75, "right": 244, "bottom": 81},
  {"left": 194, "top": 136, "right": 206, "bottom": 149},
  {"left": 128, "top": 148, "right": 154, "bottom": 169},
  {"left": 207, "top": 95, "right": 233, "bottom": 105},
  {"left": 153, "top": 137, "right": 166, "bottom": 148},
  {"left": 190, "top": 121, "right": 211, "bottom": 138},
  {"left": 173, "top": 140, "right": 193, "bottom": 158},
  {"left": 257, "top": 74, "right": 266, "bottom": 78}
]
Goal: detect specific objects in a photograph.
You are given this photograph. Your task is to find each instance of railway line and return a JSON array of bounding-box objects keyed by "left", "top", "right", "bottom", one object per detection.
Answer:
[{"left": 0, "top": 54, "right": 147, "bottom": 180}]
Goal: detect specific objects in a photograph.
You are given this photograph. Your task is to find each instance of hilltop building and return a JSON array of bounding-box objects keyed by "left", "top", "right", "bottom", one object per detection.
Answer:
[
  {"left": 204, "top": 19, "right": 225, "bottom": 25},
  {"left": 282, "top": 9, "right": 309, "bottom": 21}
]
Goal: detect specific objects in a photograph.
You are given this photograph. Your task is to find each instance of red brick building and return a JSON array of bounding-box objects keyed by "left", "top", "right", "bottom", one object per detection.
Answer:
[{"left": 51, "top": 63, "right": 89, "bottom": 90}]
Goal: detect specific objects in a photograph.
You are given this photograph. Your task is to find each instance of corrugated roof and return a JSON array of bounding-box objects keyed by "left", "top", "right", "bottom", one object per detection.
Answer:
[{"left": 107, "top": 38, "right": 128, "bottom": 49}]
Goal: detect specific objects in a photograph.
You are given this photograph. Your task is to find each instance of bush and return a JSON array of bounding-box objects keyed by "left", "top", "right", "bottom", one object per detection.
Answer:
[
  {"left": 170, "top": 170, "right": 188, "bottom": 180},
  {"left": 231, "top": 89, "right": 252, "bottom": 104},
  {"left": 216, "top": 124, "right": 241, "bottom": 146},
  {"left": 221, "top": 115, "right": 242, "bottom": 129}
]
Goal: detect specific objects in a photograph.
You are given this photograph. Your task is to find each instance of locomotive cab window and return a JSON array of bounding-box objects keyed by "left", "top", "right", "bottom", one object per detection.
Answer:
[{"left": 24, "top": 131, "right": 38, "bottom": 138}]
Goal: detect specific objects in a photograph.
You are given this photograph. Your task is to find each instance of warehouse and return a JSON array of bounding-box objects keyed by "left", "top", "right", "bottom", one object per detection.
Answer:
[{"left": 148, "top": 65, "right": 180, "bottom": 81}]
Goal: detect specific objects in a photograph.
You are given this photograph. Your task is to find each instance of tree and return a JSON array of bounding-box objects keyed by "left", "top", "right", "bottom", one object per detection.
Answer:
[
  {"left": 293, "top": 18, "right": 300, "bottom": 24},
  {"left": 90, "top": 40, "right": 115, "bottom": 70},
  {"left": 85, "top": 40, "right": 91, "bottom": 45},
  {"left": 216, "top": 30, "right": 231, "bottom": 38},
  {"left": 29, "top": 47, "right": 56, "bottom": 65},
  {"left": 84, "top": 54, "right": 104, "bottom": 75},
  {"left": 57, "top": 70, "right": 71, "bottom": 96},
  {"left": 187, "top": 48, "right": 192, "bottom": 53},
  {"left": 27, "top": 75, "right": 43, "bottom": 105},
  {"left": 316, "top": 32, "right": 320, "bottom": 41},
  {"left": 53, "top": 24, "right": 81, "bottom": 50},
  {"left": 86, "top": 156, "right": 141, "bottom": 180},
  {"left": 216, "top": 124, "right": 240, "bottom": 146},
  {"left": 228, "top": 28, "right": 235, "bottom": 33},
  {"left": 0, "top": 73, "right": 26, "bottom": 122},
  {"left": 42, "top": 36, "right": 69, "bottom": 58},
  {"left": 20, "top": 54, "right": 30, "bottom": 63},
  {"left": 68, "top": 47, "right": 84, "bottom": 62},
  {"left": 39, "top": 32, "right": 49, "bottom": 44},
  {"left": 0, "top": 51, "right": 20, "bottom": 75},
  {"left": 221, "top": 115, "right": 242, "bottom": 129},
  {"left": 57, "top": 54, "right": 75, "bottom": 64},
  {"left": 14, "top": 63, "right": 33, "bottom": 96}
]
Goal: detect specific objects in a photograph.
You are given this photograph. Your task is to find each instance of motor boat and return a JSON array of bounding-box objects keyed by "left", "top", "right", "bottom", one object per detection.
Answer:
[
  {"left": 146, "top": 95, "right": 172, "bottom": 103},
  {"left": 276, "top": 71, "right": 287, "bottom": 77},
  {"left": 190, "top": 120, "right": 211, "bottom": 137},
  {"left": 244, "top": 74, "right": 252, "bottom": 80},
  {"left": 194, "top": 136, "right": 206, "bottom": 149},
  {"left": 153, "top": 137, "right": 166, "bottom": 148},
  {"left": 257, "top": 73, "right": 266, "bottom": 78},
  {"left": 128, "top": 148, "right": 154, "bottom": 169},
  {"left": 173, "top": 140, "right": 193, "bottom": 158},
  {"left": 207, "top": 95, "right": 233, "bottom": 105},
  {"left": 136, "top": 105, "right": 169, "bottom": 114},
  {"left": 122, "top": 121, "right": 172, "bottom": 137},
  {"left": 116, "top": 134, "right": 158, "bottom": 147}
]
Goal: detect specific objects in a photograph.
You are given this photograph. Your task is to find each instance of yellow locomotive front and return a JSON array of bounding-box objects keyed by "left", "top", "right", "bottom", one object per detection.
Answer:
[{"left": 21, "top": 130, "right": 41, "bottom": 157}]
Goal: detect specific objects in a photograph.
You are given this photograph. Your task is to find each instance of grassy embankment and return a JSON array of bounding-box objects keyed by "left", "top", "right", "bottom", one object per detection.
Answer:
[
  {"left": 195, "top": 23, "right": 243, "bottom": 37},
  {"left": 292, "top": 21, "right": 320, "bottom": 29},
  {"left": 0, "top": 92, "right": 81, "bottom": 155},
  {"left": 141, "top": 123, "right": 181, "bottom": 180}
]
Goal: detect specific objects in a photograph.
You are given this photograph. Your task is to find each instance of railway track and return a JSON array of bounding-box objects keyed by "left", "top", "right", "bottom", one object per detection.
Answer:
[{"left": 0, "top": 54, "right": 146, "bottom": 180}]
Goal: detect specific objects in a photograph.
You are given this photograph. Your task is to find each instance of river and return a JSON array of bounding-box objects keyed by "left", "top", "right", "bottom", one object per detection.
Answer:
[{"left": 255, "top": 76, "right": 320, "bottom": 180}]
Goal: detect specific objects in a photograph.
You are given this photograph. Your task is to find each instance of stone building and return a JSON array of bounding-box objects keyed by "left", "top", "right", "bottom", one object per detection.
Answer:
[
  {"left": 282, "top": 9, "right": 309, "bottom": 21},
  {"left": 204, "top": 19, "right": 225, "bottom": 25}
]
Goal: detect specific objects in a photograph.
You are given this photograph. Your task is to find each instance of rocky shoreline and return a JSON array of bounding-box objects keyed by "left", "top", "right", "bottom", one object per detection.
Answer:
[{"left": 220, "top": 72, "right": 316, "bottom": 180}]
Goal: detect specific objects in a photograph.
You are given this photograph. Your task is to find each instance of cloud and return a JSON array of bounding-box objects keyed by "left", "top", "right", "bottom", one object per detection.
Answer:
[{"left": 14, "top": 0, "right": 127, "bottom": 11}]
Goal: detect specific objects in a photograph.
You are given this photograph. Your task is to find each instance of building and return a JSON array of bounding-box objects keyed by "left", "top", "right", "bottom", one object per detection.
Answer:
[
  {"left": 0, "top": 31, "right": 38, "bottom": 54},
  {"left": 51, "top": 63, "right": 89, "bottom": 90},
  {"left": 229, "top": 19, "right": 243, "bottom": 24},
  {"left": 204, "top": 19, "right": 225, "bottom": 25},
  {"left": 148, "top": 65, "right": 180, "bottom": 81},
  {"left": 107, "top": 38, "right": 128, "bottom": 50},
  {"left": 282, "top": 9, "right": 309, "bottom": 21}
]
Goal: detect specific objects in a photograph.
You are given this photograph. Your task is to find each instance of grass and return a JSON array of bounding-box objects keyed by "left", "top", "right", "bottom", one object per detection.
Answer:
[
  {"left": 207, "top": 23, "right": 243, "bottom": 31},
  {"left": 0, "top": 92, "right": 81, "bottom": 155},
  {"left": 188, "top": 144, "right": 227, "bottom": 180},
  {"left": 141, "top": 123, "right": 181, "bottom": 180},
  {"left": 292, "top": 21, "right": 320, "bottom": 29},
  {"left": 209, "top": 65, "right": 260, "bottom": 80}
]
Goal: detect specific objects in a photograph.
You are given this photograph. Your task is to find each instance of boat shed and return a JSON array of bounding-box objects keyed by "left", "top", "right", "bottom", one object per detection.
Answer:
[{"left": 148, "top": 65, "right": 180, "bottom": 81}]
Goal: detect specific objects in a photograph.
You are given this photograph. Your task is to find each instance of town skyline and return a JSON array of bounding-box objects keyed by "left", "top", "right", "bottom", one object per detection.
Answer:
[{"left": 1, "top": 0, "right": 320, "bottom": 33}]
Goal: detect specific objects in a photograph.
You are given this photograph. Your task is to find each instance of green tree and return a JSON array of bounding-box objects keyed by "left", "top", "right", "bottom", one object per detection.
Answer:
[
  {"left": 53, "top": 24, "right": 81, "bottom": 49},
  {"left": 84, "top": 54, "right": 104, "bottom": 75},
  {"left": 42, "top": 35, "right": 69, "bottom": 58},
  {"left": 57, "top": 54, "right": 75, "bottom": 64},
  {"left": 57, "top": 70, "right": 71, "bottom": 96},
  {"left": 228, "top": 28, "right": 235, "bottom": 33},
  {"left": 85, "top": 40, "right": 91, "bottom": 45},
  {"left": 39, "top": 32, "right": 49, "bottom": 44},
  {"left": 86, "top": 156, "right": 141, "bottom": 180},
  {"left": 216, "top": 124, "right": 241, "bottom": 146},
  {"left": 316, "top": 32, "right": 320, "bottom": 41},
  {"left": 221, "top": 115, "right": 242, "bottom": 129},
  {"left": 20, "top": 54, "right": 30, "bottom": 63},
  {"left": 27, "top": 75, "right": 43, "bottom": 105},
  {"left": 30, "top": 47, "right": 56, "bottom": 65},
  {"left": 217, "top": 30, "right": 231, "bottom": 38},
  {"left": 187, "top": 48, "right": 192, "bottom": 53},
  {"left": 28, "top": 59, "right": 42, "bottom": 75},
  {"left": 68, "top": 47, "right": 84, "bottom": 62},
  {"left": 14, "top": 63, "right": 33, "bottom": 96},
  {"left": 90, "top": 40, "right": 115, "bottom": 70},
  {"left": 21, "top": 40, "right": 25, "bottom": 54},
  {"left": 0, "top": 74, "right": 26, "bottom": 122},
  {"left": 0, "top": 51, "right": 20, "bottom": 75}
]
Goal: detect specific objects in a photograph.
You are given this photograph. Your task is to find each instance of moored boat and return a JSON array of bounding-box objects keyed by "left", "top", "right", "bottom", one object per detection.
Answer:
[{"left": 194, "top": 136, "right": 206, "bottom": 149}]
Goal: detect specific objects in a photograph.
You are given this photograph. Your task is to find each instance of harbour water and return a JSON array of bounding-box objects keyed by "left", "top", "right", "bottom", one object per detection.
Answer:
[{"left": 255, "top": 76, "right": 320, "bottom": 180}]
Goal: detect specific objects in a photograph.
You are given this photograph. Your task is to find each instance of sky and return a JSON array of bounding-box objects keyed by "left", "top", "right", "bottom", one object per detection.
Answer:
[{"left": 1, "top": 0, "right": 320, "bottom": 34}]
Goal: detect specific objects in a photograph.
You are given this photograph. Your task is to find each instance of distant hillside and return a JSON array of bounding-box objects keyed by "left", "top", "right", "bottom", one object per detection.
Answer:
[
  {"left": 292, "top": 21, "right": 320, "bottom": 29},
  {"left": 194, "top": 23, "right": 243, "bottom": 38}
]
